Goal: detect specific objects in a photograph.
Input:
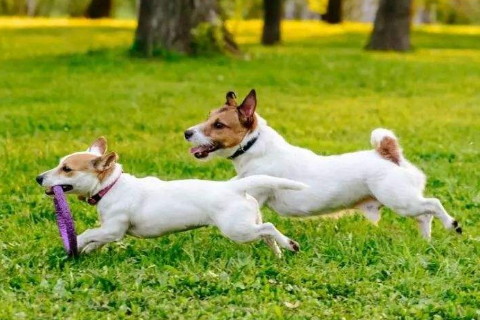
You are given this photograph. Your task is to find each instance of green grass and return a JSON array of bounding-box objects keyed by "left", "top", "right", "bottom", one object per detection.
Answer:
[{"left": 1, "top": 20, "right": 480, "bottom": 319}]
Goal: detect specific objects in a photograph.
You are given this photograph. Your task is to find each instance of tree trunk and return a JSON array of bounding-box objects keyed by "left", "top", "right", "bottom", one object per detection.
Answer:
[
  {"left": 321, "top": 0, "right": 342, "bottom": 24},
  {"left": 262, "top": 0, "right": 282, "bottom": 45},
  {"left": 366, "top": 0, "right": 412, "bottom": 51},
  {"left": 26, "top": 0, "right": 37, "bottom": 16},
  {"left": 85, "top": 0, "right": 112, "bottom": 19},
  {"left": 133, "top": 0, "right": 238, "bottom": 57}
]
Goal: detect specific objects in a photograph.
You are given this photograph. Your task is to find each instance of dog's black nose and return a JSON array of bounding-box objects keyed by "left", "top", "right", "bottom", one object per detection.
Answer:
[
  {"left": 36, "top": 175, "right": 44, "bottom": 185},
  {"left": 184, "top": 130, "right": 194, "bottom": 140}
]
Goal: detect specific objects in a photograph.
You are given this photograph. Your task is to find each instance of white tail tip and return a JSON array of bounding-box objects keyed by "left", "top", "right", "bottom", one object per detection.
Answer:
[{"left": 371, "top": 128, "right": 397, "bottom": 147}]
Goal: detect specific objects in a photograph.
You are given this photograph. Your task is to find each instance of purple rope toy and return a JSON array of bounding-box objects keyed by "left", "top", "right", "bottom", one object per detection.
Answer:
[{"left": 52, "top": 185, "right": 78, "bottom": 257}]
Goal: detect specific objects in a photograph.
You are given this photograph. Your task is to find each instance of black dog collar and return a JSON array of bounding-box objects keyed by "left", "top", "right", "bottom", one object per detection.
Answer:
[{"left": 228, "top": 134, "right": 259, "bottom": 160}]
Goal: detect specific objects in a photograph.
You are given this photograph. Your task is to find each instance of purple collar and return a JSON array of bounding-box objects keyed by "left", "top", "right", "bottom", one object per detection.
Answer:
[{"left": 87, "top": 174, "right": 122, "bottom": 206}]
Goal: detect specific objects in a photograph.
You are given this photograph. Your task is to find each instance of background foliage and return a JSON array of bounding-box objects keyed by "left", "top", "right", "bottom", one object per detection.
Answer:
[{"left": 1, "top": 0, "right": 480, "bottom": 24}]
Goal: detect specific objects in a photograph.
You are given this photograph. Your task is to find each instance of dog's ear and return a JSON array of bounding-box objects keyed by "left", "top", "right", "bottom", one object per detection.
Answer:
[
  {"left": 88, "top": 137, "right": 107, "bottom": 155},
  {"left": 225, "top": 91, "right": 237, "bottom": 107},
  {"left": 237, "top": 89, "right": 256, "bottom": 126},
  {"left": 92, "top": 152, "right": 118, "bottom": 171}
]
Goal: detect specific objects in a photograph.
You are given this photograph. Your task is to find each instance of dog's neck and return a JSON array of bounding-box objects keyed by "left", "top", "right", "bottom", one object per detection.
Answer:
[
  {"left": 229, "top": 115, "right": 288, "bottom": 175},
  {"left": 89, "top": 164, "right": 124, "bottom": 198}
]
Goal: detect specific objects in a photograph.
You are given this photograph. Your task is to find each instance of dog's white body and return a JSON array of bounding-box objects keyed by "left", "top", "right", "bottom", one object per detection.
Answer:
[
  {"left": 188, "top": 114, "right": 461, "bottom": 239},
  {"left": 37, "top": 140, "right": 304, "bottom": 255},
  {"left": 226, "top": 120, "right": 423, "bottom": 216},
  {"left": 78, "top": 167, "right": 303, "bottom": 253}
]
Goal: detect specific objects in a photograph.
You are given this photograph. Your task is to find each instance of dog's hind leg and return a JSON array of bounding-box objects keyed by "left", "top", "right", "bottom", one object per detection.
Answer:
[
  {"left": 217, "top": 215, "right": 299, "bottom": 253},
  {"left": 357, "top": 197, "right": 436, "bottom": 239},
  {"left": 399, "top": 197, "right": 460, "bottom": 234},
  {"left": 416, "top": 214, "right": 433, "bottom": 240},
  {"left": 372, "top": 187, "right": 461, "bottom": 237},
  {"left": 252, "top": 223, "right": 300, "bottom": 252},
  {"left": 217, "top": 218, "right": 300, "bottom": 252},
  {"left": 356, "top": 198, "right": 382, "bottom": 225},
  {"left": 369, "top": 169, "right": 461, "bottom": 238},
  {"left": 263, "top": 236, "right": 282, "bottom": 258},
  {"left": 217, "top": 196, "right": 300, "bottom": 254},
  {"left": 418, "top": 198, "right": 461, "bottom": 234},
  {"left": 255, "top": 208, "right": 283, "bottom": 258},
  {"left": 404, "top": 198, "right": 461, "bottom": 236},
  {"left": 217, "top": 219, "right": 299, "bottom": 253}
]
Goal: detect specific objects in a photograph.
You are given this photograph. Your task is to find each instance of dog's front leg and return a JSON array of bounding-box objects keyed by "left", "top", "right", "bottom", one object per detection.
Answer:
[{"left": 77, "top": 215, "right": 129, "bottom": 254}]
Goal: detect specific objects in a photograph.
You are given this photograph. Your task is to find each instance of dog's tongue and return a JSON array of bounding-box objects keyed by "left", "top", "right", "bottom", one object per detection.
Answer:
[
  {"left": 190, "top": 146, "right": 209, "bottom": 158},
  {"left": 190, "top": 146, "right": 205, "bottom": 154}
]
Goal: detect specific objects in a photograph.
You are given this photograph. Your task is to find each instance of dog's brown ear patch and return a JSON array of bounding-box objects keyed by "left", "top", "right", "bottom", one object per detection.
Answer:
[
  {"left": 92, "top": 152, "right": 118, "bottom": 172},
  {"left": 88, "top": 137, "right": 107, "bottom": 155},
  {"left": 237, "top": 89, "right": 256, "bottom": 128},
  {"left": 226, "top": 91, "right": 237, "bottom": 107}
]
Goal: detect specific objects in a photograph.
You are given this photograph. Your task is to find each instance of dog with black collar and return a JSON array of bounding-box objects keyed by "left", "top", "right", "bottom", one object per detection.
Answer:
[{"left": 185, "top": 90, "right": 462, "bottom": 239}]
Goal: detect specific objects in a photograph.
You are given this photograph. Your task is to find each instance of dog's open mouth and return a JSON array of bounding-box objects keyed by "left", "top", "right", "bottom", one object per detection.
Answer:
[
  {"left": 45, "top": 185, "right": 73, "bottom": 195},
  {"left": 189, "top": 144, "right": 220, "bottom": 159}
]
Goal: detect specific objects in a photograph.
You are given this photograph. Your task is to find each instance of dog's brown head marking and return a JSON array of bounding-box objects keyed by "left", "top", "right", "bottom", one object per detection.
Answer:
[
  {"left": 59, "top": 153, "right": 98, "bottom": 177},
  {"left": 186, "top": 89, "right": 259, "bottom": 159},
  {"left": 57, "top": 137, "right": 118, "bottom": 181},
  {"left": 37, "top": 136, "right": 120, "bottom": 196},
  {"left": 204, "top": 89, "right": 258, "bottom": 147}
]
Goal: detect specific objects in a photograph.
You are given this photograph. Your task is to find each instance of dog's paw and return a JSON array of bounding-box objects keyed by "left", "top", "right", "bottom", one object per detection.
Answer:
[
  {"left": 288, "top": 239, "right": 300, "bottom": 253},
  {"left": 76, "top": 238, "right": 87, "bottom": 251},
  {"left": 81, "top": 242, "right": 101, "bottom": 254},
  {"left": 452, "top": 220, "right": 463, "bottom": 234},
  {"left": 274, "top": 251, "right": 284, "bottom": 259}
]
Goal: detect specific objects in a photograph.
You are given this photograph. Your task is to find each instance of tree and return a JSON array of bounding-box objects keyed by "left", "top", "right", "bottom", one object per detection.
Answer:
[
  {"left": 85, "top": 0, "right": 112, "bottom": 19},
  {"left": 366, "top": 0, "right": 413, "bottom": 51},
  {"left": 133, "top": 0, "right": 238, "bottom": 57},
  {"left": 262, "top": 0, "right": 282, "bottom": 45},
  {"left": 321, "top": 0, "right": 342, "bottom": 24}
]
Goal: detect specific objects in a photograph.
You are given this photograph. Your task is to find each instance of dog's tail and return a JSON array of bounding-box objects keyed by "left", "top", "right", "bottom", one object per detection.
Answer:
[
  {"left": 231, "top": 175, "right": 307, "bottom": 194},
  {"left": 370, "top": 128, "right": 403, "bottom": 165}
]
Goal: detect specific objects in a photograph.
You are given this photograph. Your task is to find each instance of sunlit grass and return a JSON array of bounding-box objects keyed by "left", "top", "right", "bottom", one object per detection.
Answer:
[
  {"left": 228, "top": 20, "right": 372, "bottom": 44},
  {"left": 0, "top": 18, "right": 479, "bottom": 319},
  {"left": 2, "top": 17, "right": 480, "bottom": 41},
  {"left": 0, "top": 17, "right": 135, "bottom": 28},
  {"left": 420, "top": 24, "right": 480, "bottom": 35}
]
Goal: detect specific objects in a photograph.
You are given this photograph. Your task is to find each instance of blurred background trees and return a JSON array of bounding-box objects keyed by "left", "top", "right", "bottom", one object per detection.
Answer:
[
  {"left": 366, "top": 0, "right": 412, "bottom": 51},
  {"left": 262, "top": 0, "right": 282, "bottom": 45},
  {"left": 1, "top": 0, "right": 479, "bottom": 55},
  {"left": 321, "top": 0, "right": 342, "bottom": 24},
  {"left": 1, "top": 0, "right": 479, "bottom": 25},
  {"left": 84, "top": 0, "right": 112, "bottom": 19},
  {"left": 0, "top": 0, "right": 135, "bottom": 17},
  {"left": 133, "top": 0, "right": 238, "bottom": 57}
]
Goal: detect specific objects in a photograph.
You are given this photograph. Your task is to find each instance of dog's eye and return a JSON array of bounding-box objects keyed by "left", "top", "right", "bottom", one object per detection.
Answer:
[
  {"left": 213, "top": 121, "right": 225, "bottom": 129},
  {"left": 62, "top": 166, "right": 72, "bottom": 173}
]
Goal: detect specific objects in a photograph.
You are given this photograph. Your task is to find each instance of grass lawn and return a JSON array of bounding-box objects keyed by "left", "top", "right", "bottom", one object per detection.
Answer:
[{"left": 1, "top": 19, "right": 480, "bottom": 319}]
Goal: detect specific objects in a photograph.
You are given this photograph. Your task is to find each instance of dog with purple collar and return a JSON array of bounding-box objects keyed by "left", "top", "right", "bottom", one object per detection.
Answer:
[{"left": 36, "top": 137, "right": 305, "bottom": 256}]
